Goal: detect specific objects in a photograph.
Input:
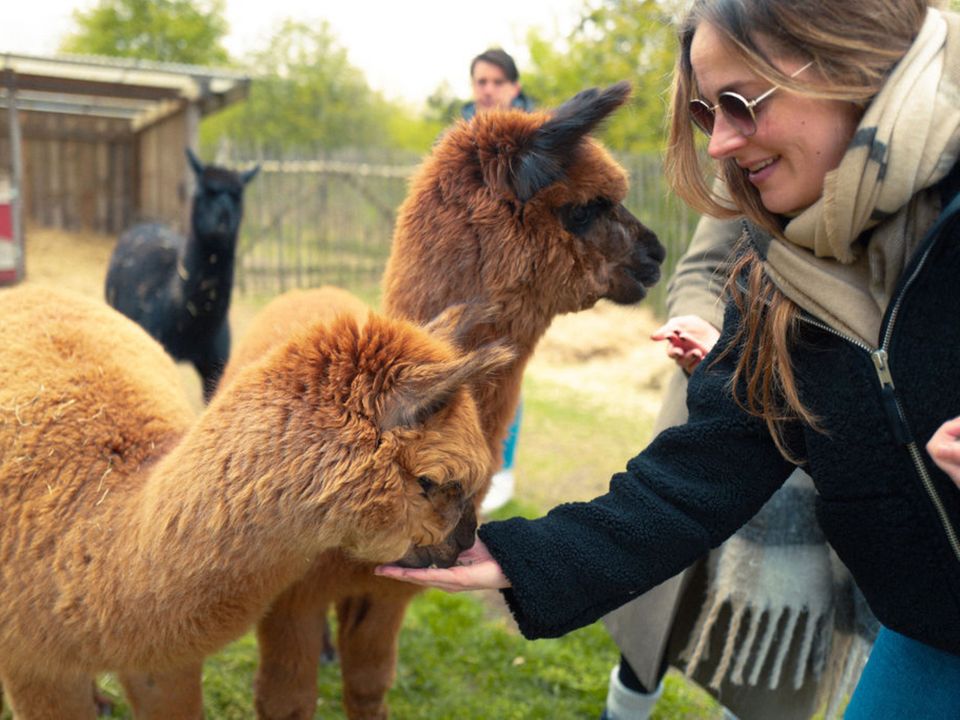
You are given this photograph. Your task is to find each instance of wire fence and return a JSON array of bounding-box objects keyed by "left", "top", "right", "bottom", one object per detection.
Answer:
[{"left": 231, "top": 151, "right": 698, "bottom": 316}]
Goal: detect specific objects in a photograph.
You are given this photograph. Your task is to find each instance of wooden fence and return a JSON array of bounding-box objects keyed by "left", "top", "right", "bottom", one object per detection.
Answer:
[{"left": 232, "top": 152, "right": 698, "bottom": 316}]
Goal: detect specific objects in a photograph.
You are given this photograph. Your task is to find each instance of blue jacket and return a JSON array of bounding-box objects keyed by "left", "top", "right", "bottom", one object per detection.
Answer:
[
  {"left": 480, "top": 168, "right": 960, "bottom": 654},
  {"left": 460, "top": 92, "right": 534, "bottom": 121}
]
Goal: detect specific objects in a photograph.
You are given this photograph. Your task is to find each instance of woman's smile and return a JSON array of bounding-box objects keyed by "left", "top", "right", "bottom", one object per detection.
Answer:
[{"left": 691, "top": 22, "right": 861, "bottom": 215}]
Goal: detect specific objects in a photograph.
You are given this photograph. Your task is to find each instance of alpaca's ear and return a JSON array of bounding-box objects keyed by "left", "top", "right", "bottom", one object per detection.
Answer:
[
  {"left": 379, "top": 342, "right": 514, "bottom": 432},
  {"left": 185, "top": 147, "right": 204, "bottom": 177},
  {"left": 512, "top": 81, "right": 632, "bottom": 202},
  {"left": 422, "top": 302, "right": 499, "bottom": 350},
  {"left": 241, "top": 164, "right": 261, "bottom": 185}
]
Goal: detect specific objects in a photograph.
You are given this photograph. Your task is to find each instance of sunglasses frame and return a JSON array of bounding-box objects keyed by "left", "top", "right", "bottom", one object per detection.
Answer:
[{"left": 689, "top": 61, "right": 814, "bottom": 138}]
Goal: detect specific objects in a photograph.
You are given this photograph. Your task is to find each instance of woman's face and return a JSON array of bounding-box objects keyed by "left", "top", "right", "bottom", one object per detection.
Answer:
[{"left": 689, "top": 22, "right": 861, "bottom": 215}]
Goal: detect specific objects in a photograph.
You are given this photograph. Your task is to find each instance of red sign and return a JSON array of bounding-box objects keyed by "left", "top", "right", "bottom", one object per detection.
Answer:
[{"left": 0, "top": 198, "right": 17, "bottom": 284}]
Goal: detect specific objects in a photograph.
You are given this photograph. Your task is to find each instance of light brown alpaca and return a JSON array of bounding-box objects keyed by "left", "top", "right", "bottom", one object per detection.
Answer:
[
  {"left": 0, "top": 284, "right": 512, "bottom": 720},
  {"left": 226, "top": 83, "right": 666, "bottom": 720}
]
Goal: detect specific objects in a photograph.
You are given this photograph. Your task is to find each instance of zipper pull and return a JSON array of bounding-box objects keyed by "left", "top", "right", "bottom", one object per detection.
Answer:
[{"left": 871, "top": 350, "right": 912, "bottom": 445}]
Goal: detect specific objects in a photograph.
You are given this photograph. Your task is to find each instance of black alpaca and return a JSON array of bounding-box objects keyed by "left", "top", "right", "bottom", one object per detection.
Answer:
[{"left": 106, "top": 149, "right": 259, "bottom": 401}]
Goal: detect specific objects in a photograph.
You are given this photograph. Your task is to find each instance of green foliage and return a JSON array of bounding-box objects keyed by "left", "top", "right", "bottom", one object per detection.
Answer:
[
  {"left": 199, "top": 20, "right": 383, "bottom": 155},
  {"left": 384, "top": 106, "right": 447, "bottom": 153},
  {"left": 523, "top": 0, "right": 683, "bottom": 152},
  {"left": 199, "top": 20, "right": 441, "bottom": 156},
  {"left": 59, "top": 0, "right": 230, "bottom": 66},
  {"left": 424, "top": 81, "right": 465, "bottom": 126}
]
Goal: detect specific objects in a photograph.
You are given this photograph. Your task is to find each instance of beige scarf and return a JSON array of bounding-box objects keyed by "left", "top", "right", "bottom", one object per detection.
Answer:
[{"left": 762, "top": 7, "right": 960, "bottom": 346}]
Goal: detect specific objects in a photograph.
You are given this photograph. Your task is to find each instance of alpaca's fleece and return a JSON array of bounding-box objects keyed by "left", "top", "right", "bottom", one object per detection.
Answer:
[
  {"left": 0, "top": 284, "right": 508, "bottom": 718},
  {"left": 240, "top": 83, "right": 666, "bottom": 720}
]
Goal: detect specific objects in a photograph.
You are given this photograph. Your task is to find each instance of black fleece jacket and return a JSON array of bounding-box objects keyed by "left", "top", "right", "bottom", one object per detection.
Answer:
[{"left": 480, "top": 180, "right": 960, "bottom": 655}]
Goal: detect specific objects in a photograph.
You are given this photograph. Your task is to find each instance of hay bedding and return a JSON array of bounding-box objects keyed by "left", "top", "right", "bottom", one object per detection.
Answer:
[{"left": 529, "top": 301, "right": 675, "bottom": 422}]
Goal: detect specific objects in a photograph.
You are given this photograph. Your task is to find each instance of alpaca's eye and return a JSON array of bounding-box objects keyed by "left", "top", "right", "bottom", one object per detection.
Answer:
[
  {"left": 563, "top": 199, "right": 610, "bottom": 235},
  {"left": 417, "top": 476, "right": 436, "bottom": 495},
  {"left": 570, "top": 205, "right": 593, "bottom": 225}
]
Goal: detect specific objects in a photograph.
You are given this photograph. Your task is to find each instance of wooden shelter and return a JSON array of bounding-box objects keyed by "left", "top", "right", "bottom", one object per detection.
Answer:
[{"left": 0, "top": 52, "right": 250, "bottom": 283}]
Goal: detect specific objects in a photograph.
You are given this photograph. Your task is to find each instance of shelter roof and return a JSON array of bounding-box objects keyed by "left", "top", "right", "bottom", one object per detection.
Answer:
[{"left": 1, "top": 52, "right": 250, "bottom": 130}]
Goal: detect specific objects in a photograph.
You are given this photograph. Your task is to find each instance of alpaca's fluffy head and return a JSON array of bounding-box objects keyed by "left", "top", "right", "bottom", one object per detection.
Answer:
[
  {"left": 186, "top": 148, "right": 259, "bottom": 244},
  {"left": 383, "top": 82, "right": 665, "bottom": 328},
  {"left": 222, "top": 304, "right": 514, "bottom": 568}
]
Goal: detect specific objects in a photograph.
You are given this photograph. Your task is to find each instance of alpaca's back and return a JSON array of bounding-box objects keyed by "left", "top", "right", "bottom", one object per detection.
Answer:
[
  {"left": 0, "top": 285, "right": 195, "bottom": 670},
  {"left": 219, "top": 286, "right": 368, "bottom": 392},
  {"left": 0, "top": 285, "right": 195, "bottom": 470},
  {"left": 105, "top": 222, "right": 182, "bottom": 340}
]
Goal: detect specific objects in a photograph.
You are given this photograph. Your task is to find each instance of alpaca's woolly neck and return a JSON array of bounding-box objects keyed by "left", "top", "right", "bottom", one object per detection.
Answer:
[{"left": 174, "top": 226, "right": 237, "bottom": 328}]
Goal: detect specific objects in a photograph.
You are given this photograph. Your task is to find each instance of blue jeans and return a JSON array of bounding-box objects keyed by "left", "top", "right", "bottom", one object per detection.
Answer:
[
  {"left": 500, "top": 402, "right": 522, "bottom": 470},
  {"left": 845, "top": 627, "right": 960, "bottom": 719}
]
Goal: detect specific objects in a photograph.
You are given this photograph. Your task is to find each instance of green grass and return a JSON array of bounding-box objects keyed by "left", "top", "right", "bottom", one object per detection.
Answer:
[
  {"left": 24, "top": 590, "right": 716, "bottom": 720},
  {"left": 513, "top": 374, "right": 658, "bottom": 510}
]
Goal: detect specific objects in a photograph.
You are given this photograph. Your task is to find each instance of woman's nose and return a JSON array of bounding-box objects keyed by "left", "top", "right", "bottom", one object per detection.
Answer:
[{"left": 707, "top": 113, "right": 749, "bottom": 159}]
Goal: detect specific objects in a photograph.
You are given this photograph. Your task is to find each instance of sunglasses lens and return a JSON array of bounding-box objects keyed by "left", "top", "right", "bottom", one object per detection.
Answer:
[
  {"left": 718, "top": 94, "right": 757, "bottom": 136},
  {"left": 689, "top": 100, "right": 715, "bottom": 136}
]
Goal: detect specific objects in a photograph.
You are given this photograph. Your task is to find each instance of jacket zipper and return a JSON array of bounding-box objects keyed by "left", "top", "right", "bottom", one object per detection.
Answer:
[{"left": 797, "top": 243, "right": 960, "bottom": 564}]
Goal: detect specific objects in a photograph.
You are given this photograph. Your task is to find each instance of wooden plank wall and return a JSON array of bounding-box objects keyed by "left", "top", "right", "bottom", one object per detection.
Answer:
[
  {"left": 0, "top": 111, "right": 137, "bottom": 234},
  {"left": 137, "top": 107, "right": 192, "bottom": 234}
]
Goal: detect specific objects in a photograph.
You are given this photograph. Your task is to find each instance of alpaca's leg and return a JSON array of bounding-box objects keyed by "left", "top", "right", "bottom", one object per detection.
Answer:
[
  {"left": 92, "top": 680, "right": 115, "bottom": 716},
  {"left": 0, "top": 669, "right": 96, "bottom": 720},
  {"left": 254, "top": 580, "right": 332, "bottom": 720},
  {"left": 336, "top": 589, "right": 417, "bottom": 720},
  {"left": 118, "top": 663, "right": 203, "bottom": 720}
]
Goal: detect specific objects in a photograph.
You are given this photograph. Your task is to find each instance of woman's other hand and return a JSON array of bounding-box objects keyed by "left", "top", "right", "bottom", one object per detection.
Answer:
[
  {"left": 651, "top": 315, "right": 721, "bottom": 374},
  {"left": 375, "top": 539, "right": 511, "bottom": 592},
  {"left": 928, "top": 416, "right": 960, "bottom": 488}
]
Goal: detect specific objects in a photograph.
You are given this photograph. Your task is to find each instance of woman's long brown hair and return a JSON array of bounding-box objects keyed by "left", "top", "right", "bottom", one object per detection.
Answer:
[{"left": 718, "top": 249, "right": 820, "bottom": 462}]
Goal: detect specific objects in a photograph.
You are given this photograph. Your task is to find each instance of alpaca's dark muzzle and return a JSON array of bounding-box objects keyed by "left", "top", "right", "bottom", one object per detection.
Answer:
[{"left": 393, "top": 502, "right": 478, "bottom": 569}]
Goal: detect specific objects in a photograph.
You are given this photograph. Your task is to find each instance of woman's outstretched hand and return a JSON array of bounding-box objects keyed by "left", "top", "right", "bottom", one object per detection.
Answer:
[
  {"left": 651, "top": 315, "right": 721, "bottom": 374},
  {"left": 928, "top": 415, "right": 960, "bottom": 488},
  {"left": 375, "top": 539, "right": 511, "bottom": 592}
]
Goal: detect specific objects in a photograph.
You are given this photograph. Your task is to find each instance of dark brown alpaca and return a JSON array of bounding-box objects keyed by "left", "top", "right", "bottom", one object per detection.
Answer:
[
  {"left": 226, "top": 82, "right": 664, "bottom": 719},
  {"left": 0, "top": 284, "right": 511, "bottom": 719}
]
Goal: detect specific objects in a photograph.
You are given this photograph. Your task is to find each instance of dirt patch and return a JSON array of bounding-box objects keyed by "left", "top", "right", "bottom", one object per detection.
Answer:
[
  {"left": 17, "top": 225, "right": 260, "bottom": 411},
  {"left": 529, "top": 301, "right": 674, "bottom": 421},
  {"left": 23, "top": 225, "right": 115, "bottom": 298}
]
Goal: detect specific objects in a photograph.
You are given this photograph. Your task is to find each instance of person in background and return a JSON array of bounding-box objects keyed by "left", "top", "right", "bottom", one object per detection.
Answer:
[
  {"left": 461, "top": 48, "right": 534, "bottom": 122},
  {"left": 378, "top": 1, "right": 960, "bottom": 717},
  {"left": 461, "top": 47, "right": 533, "bottom": 513}
]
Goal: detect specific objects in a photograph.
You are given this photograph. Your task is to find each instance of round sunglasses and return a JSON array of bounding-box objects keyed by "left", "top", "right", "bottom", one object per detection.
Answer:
[{"left": 689, "top": 61, "right": 813, "bottom": 137}]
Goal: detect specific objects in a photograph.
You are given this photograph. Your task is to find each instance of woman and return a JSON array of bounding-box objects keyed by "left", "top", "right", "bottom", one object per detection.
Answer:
[{"left": 378, "top": 0, "right": 960, "bottom": 713}]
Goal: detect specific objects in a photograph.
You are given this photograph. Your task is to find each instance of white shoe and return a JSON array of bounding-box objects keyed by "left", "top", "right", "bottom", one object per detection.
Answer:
[
  {"left": 603, "top": 665, "right": 662, "bottom": 720},
  {"left": 480, "top": 470, "right": 515, "bottom": 513}
]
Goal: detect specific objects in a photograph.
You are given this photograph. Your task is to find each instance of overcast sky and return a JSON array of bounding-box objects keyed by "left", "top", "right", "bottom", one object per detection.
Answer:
[{"left": 0, "top": 0, "right": 584, "bottom": 106}]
